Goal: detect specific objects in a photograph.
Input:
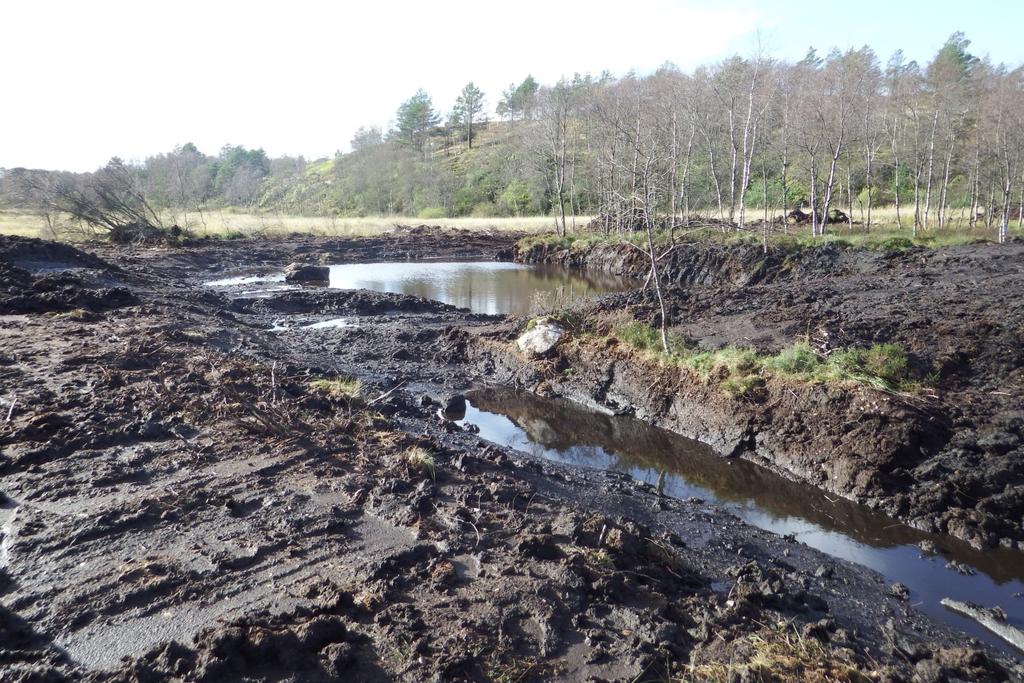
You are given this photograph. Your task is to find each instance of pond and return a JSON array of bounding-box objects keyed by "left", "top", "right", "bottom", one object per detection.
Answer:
[
  {"left": 205, "top": 261, "right": 633, "bottom": 315},
  {"left": 458, "top": 387, "right": 1024, "bottom": 653}
]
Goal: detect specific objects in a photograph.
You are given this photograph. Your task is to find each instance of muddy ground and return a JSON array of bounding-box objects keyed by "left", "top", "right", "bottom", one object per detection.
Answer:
[{"left": 0, "top": 231, "right": 1021, "bottom": 681}]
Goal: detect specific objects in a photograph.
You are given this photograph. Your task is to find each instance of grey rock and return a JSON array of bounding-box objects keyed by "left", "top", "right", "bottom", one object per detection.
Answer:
[
  {"left": 517, "top": 319, "right": 566, "bottom": 357},
  {"left": 284, "top": 263, "right": 330, "bottom": 283}
]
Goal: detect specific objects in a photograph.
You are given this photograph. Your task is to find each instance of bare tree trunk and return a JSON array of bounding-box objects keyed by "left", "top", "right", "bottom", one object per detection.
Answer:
[
  {"left": 569, "top": 138, "right": 578, "bottom": 233},
  {"left": 556, "top": 121, "right": 567, "bottom": 237},
  {"left": 864, "top": 154, "right": 873, "bottom": 229},
  {"left": 889, "top": 118, "right": 902, "bottom": 229},
  {"left": 681, "top": 122, "right": 695, "bottom": 228},
  {"left": 969, "top": 143, "right": 981, "bottom": 229},
  {"left": 737, "top": 64, "right": 763, "bottom": 231},
  {"left": 913, "top": 157, "right": 923, "bottom": 237},
  {"left": 705, "top": 135, "right": 725, "bottom": 224},
  {"left": 669, "top": 110, "right": 678, "bottom": 234},
  {"left": 761, "top": 161, "right": 769, "bottom": 254},
  {"left": 923, "top": 107, "right": 939, "bottom": 230},
  {"left": 644, "top": 210, "right": 670, "bottom": 353},
  {"left": 999, "top": 119, "right": 1015, "bottom": 244},
  {"left": 630, "top": 100, "right": 641, "bottom": 226},
  {"left": 847, "top": 166, "right": 854, "bottom": 230},
  {"left": 1001, "top": 173, "right": 1012, "bottom": 244},
  {"left": 820, "top": 134, "right": 844, "bottom": 236},
  {"left": 809, "top": 155, "right": 819, "bottom": 236},
  {"left": 738, "top": 115, "right": 763, "bottom": 231},
  {"left": 987, "top": 186, "right": 996, "bottom": 230},
  {"left": 1018, "top": 169, "right": 1024, "bottom": 227},
  {"left": 938, "top": 130, "right": 957, "bottom": 230},
  {"left": 780, "top": 150, "right": 789, "bottom": 234},
  {"left": 728, "top": 106, "right": 738, "bottom": 224},
  {"left": 762, "top": 161, "right": 769, "bottom": 225}
]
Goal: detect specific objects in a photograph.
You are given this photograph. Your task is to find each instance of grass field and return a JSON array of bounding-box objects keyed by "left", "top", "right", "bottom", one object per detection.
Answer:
[{"left": 2, "top": 206, "right": 1019, "bottom": 244}]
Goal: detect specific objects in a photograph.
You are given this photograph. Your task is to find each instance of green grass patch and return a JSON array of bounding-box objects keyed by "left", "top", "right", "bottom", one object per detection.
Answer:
[
  {"left": 612, "top": 321, "right": 689, "bottom": 356},
  {"left": 608, "top": 324, "right": 913, "bottom": 394}
]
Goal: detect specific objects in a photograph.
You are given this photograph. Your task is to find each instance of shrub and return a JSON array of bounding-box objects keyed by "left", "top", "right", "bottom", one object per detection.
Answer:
[
  {"left": 417, "top": 206, "right": 446, "bottom": 219},
  {"left": 498, "top": 179, "right": 533, "bottom": 216},
  {"left": 857, "top": 185, "right": 893, "bottom": 207},
  {"left": 470, "top": 201, "right": 499, "bottom": 218}
]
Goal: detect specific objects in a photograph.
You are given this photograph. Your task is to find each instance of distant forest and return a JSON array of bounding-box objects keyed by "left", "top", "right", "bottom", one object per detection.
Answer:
[{"left": 2, "top": 32, "right": 1022, "bottom": 240}]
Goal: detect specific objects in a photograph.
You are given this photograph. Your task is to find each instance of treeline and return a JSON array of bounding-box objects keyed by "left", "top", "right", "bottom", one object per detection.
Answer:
[{"left": 2, "top": 33, "right": 1022, "bottom": 242}]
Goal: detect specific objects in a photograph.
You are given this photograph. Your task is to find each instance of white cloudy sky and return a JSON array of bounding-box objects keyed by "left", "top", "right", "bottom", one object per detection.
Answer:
[{"left": 3, "top": 0, "right": 1021, "bottom": 171}]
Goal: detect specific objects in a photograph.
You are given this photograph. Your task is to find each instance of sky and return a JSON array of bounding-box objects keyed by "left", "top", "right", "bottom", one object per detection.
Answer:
[{"left": 3, "top": 0, "right": 1023, "bottom": 172}]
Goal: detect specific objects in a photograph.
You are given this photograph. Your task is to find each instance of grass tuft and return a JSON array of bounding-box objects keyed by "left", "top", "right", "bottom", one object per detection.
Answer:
[
  {"left": 309, "top": 376, "right": 362, "bottom": 400},
  {"left": 404, "top": 447, "right": 435, "bottom": 479},
  {"left": 612, "top": 321, "right": 689, "bottom": 356}
]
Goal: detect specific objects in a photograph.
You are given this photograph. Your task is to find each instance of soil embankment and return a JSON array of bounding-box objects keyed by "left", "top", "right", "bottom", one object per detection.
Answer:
[
  {"left": 0, "top": 232, "right": 1019, "bottom": 681},
  {"left": 498, "top": 238, "right": 1024, "bottom": 550}
]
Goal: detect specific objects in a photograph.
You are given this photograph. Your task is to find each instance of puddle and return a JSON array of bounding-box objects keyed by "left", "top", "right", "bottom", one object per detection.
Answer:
[
  {"left": 460, "top": 387, "right": 1024, "bottom": 651},
  {"left": 207, "top": 262, "right": 632, "bottom": 315},
  {"left": 269, "top": 317, "right": 358, "bottom": 332},
  {"left": 303, "top": 318, "right": 356, "bottom": 330},
  {"left": 206, "top": 273, "right": 286, "bottom": 287}
]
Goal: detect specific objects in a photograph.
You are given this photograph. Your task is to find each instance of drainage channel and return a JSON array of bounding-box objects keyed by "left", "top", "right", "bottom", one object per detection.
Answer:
[{"left": 457, "top": 387, "right": 1024, "bottom": 653}]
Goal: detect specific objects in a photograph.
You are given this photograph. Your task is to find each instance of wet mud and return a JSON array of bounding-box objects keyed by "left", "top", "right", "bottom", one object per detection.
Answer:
[{"left": 0, "top": 232, "right": 1021, "bottom": 681}]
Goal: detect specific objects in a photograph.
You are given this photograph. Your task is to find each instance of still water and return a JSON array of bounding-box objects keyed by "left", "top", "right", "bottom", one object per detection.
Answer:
[
  {"left": 458, "top": 387, "right": 1024, "bottom": 652},
  {"left": 206, "top": 261, "right": 632, "bottom": 315}
]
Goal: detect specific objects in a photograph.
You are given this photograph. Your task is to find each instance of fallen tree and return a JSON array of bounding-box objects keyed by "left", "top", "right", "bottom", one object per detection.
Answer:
[{"left": 8, "top": 159, "right": 166, "bottom": 243}]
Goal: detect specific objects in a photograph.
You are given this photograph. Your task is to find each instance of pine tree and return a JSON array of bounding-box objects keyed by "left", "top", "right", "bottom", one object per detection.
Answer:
[{"left": 453, "top": 82, "right": 485, "bottom": 148}]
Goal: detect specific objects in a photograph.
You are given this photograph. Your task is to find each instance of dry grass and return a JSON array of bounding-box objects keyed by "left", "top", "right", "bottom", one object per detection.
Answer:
[
  {"left": 308, "top": 377, "right": 362, "bottom": 400},
  {"left": 5, "top": 204, "right": 1019, "bottom": 242},
  {"left": 168, "top": 210, "right": 563, "bottom": 237},
  {"left": 0, "top": 209, "right": 562, "bottom": 240},
  {"left": 683, "top": 621, "right": 872, "bottom": 682},
  {"left": 403, "top": 446, "right": 435, "bottom": 478},
  {"left": 0, "top": 211, "right": 64, "bottom": 238}
]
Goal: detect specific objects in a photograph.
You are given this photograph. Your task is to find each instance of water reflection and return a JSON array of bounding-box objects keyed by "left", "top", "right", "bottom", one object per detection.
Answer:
[
  {"left": 326, "top": 262, "right": 631, "bottom": 315},
  {"left": 462, "top": 387, "right": 1024, "bottom": 650},
  {"left": 207, "top": 262, "right": 632, "bottom": 315}
]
